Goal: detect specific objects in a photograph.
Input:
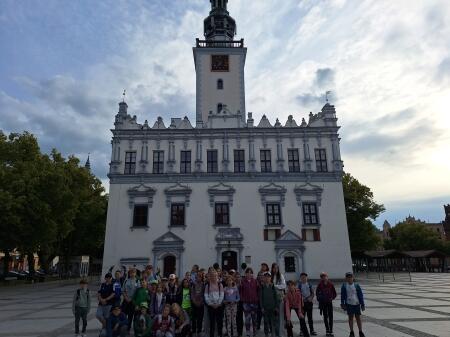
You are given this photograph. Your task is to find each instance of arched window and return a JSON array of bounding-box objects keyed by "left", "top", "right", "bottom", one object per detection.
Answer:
[
  {"left": 217, "top": 103, "right": 223, "bottom": 113},
  {"left": 217, "top": 79, "right": 223, "bottom": 90}
]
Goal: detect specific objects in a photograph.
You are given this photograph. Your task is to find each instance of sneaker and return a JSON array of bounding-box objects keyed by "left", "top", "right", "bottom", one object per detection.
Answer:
[
  {"left": 349, "top": 332, "right": 355, "bottom": 337},
  {"left": 311, "top": 332, "right": 317, "bottom": 336},
  {"left": 359, "top": 332, "right": 366, "bottom": 337},
  {"left": 329, "top": 333, "right": 334, "bottom": 337}
]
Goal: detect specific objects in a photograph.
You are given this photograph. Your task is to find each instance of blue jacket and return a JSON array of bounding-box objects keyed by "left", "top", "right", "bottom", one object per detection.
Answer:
[{"left": 341, "top": 283, "right": 364, "bottom": 307}]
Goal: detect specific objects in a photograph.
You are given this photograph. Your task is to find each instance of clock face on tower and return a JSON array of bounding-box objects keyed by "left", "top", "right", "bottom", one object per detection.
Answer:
[{"left": 211, "top": 55, "right": 229, "bottom": 72}]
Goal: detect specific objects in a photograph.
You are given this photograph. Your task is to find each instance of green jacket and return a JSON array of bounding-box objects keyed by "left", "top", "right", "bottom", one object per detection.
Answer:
[
  {"left": 133, "top": 313, "right": 153, "bottom": 337},
  {"left": 260, "top": 284, "right": 279, "bottom": 310},
  {"left": 133, "top": 288, "right": 149, "bottom": 307},
  {"left": 72, "top": 288, "right": 91, "bottom": 314}
]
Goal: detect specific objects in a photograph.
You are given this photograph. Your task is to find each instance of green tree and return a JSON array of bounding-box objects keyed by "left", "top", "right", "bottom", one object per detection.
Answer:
[
  {"left": 385, "top": 220, "right": 442, "bottom": 251},
  {"left": 342, "top": 173, "right": 385, "bottom": 251}
]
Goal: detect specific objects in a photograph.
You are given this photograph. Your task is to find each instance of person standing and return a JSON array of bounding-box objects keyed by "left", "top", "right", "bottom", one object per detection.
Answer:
[
  {"left": 234, "top": 272, "right": 244, "bottom": 337},
  {"left": 271, "top": 263, "right": 286, "bottom": 336},
  {"left": 180, "top": 278, "right": 192, "bottom": 318},
  {"left": 96, "top": 273, "right": 115, "bottom": 337},
  {"left": 166, "top": 274, "right": 180, "bottom": 305},
  {"left": 190, "top": 269, "right": 205, "bottom": 336},
  {"left": 316, "top": 272, "right": 337, "bottom": 337},
  {"left": 113, "top": 270, "right": 123, "bottom": 307},
  {"left": 240, "top": 267, "right": 259, "bottom": 337},
  {"left": 260, "top": 272, "right": 280, "bottom": 337},
  {"left": 298, "top": 273, "right": 316, "bottom": 335},
  {"left": 151, "top": 283, "right": 167, "bottom": 318},
  {"left": 341, "top": 272, "right": 366, "bottom": 337},
  {"left": 256, "top": 263, "right": 269, "bottom": 330},
  {"left": 123, "top": 268, "right": 141, "bottom": 332},
  {"left": 224, "top": 276, "right": 240, "bottom": 337},
  {"left": 72, "top": 278, "right": 91, "bottom": 337},
  {"left": 204, "top": 270, "right": 224, "bottom": 337},
  {"left": 284, "top": 280, "right": 310, "bottom": 337}
]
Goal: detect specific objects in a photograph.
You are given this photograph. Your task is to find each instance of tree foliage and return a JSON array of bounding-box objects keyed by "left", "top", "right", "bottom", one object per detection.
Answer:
[
  {"left": 0, "top": 131, "right": 107, "bottom": 273},
  {"left": 342, "top": 172, "right": 385, "bottom": 252},
  {"left": 385, "top": 220, "right": 442, "bottom": 251}
]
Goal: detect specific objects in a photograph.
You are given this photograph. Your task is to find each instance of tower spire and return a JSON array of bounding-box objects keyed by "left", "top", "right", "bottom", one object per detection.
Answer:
[
  {"left": 85, "top": 153, "right": 91, "bottom": 171},
  {"left": 204, "top": 0, "right": 236, "bottom": 41}
]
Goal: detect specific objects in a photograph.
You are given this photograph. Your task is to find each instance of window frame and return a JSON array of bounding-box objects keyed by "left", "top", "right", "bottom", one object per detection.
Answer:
[
  {"left": 132, "top": 204, "right": 148, "bottom": 228},
  {"left": 170, "top": 203, "right": 185, "bottom": 227},
  {"left": 315, "top": 148, "right": 328, "bottom": 172},
  {"left": 124, "top": 151, "right": 137, "bottom": 174},
  {"left": 214, "top": 202, "right": 230, "bottom": 226},
  {"left": 284, "top": 256, "right": 296, "bottom": 273},
  {"left": 153, "top": 150, "right": 164, "bottom": 174},
  {"left": 180, "top": 150, "right": 191, "bottom": 174},
  {"left": 287, "top": 148, "right": 300, "bottom": 173},
  {"left": 234, "top": 149, "right": 245, "bottom": 173},
  {"left": 260, "top": 149, "right": 272, "bottom": 173},
  {"left": 302, "top": 202, "right": 319, "bottom": 225},
  {"left": 207, "top": 149, "right": 219, "bottom": 173},
  {"left": 266, "top": 203, "right": 282, "bottom": 226},
  {"left": 217, "top": 79, "right": 224, "bottom": 90}
]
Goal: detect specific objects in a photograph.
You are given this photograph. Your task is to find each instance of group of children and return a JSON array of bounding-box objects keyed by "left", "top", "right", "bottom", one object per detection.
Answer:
[{"left": 72, "top": 264, "right": 366, "bottom": 337}]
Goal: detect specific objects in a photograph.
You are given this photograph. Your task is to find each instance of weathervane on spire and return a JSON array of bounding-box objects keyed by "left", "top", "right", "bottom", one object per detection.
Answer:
[
  {"left": 325, "top": 90, "right": 332, "bottom": 103},
  {"left": 122, "top": 89, "right": 126, "bottom": 102}
]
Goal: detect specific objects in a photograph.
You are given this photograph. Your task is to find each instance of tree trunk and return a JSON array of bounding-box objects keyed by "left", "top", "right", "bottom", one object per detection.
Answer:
[
  {"left": 27, "top": 251, "right": 35, "bottom": 276},
  {"left": 2, "top": 250, "right": 10, "bottom": 275}
]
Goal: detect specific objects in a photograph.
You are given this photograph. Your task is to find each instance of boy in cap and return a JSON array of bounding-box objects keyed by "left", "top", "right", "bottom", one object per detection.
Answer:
[
  {"left": 316, "top": 272, "right": 336, "bottom": 337},
  {"left": 72, "top": 278, "right": 91, "bottom": 337},
  {"left": 341, "top": 272, "right": 366, "bottom": 337},
  {"left": 165, "top": 274, "right": 179, "bottom": 305},
  {"left": 107, "top": 305, "right": 128, "bottom": 337},
  {"left": 134, "top": 302, "right": 153, "bottom": 337},
  {"left": 260, "top": 272, "right": 280, "bottom": 337},
  {"left": 97, "top": 273, "right": 115, "bottom": 337},
  {"left": 298, "top": 273, "right": 316, "bottom": 335}
]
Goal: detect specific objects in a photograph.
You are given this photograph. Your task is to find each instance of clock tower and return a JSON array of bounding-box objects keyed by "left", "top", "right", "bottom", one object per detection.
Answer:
[{"left": 193, "top": 0, "right": 247, "bottom": 127}]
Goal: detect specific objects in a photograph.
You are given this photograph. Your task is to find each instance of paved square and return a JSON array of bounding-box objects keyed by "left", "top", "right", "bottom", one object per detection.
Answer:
[{"left": 0, "top": 273, "right": 449, "bottom": 337}]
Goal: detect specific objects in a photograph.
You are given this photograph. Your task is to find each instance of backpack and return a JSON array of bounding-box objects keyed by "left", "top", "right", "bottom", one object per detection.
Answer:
[{"left": 76, "top": 289, "right": 89, "bottom": 303}]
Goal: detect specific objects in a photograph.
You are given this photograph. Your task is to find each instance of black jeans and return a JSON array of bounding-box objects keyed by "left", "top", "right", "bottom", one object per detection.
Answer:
[
  {"left": 122, "top": 300, "right": 135, "bottom": 332},
  {"left": 237, "top": 301, "right": 244, "bottom": 336},
  {"left": 321, "top": 302, "right": 333, "bottom": 333},
  {"left": 304, "top": 301, "right": 315, "bottom": 332},
  {"left": 74, "top": 307, "right": 88, "bottom": 334},
  {"left": 285, "top": 307, "right": 310, "bottom": 337},
  {"left": 208, "top": 305, "right": 224, "bottom": 337},
  {"left": 256, "top": 304, "right": 262, "bottom": 329},
  {"left": 175, "top": 324, "right": 192, "bottom": 337},
  {"left": 191, "top": 304, "right": 204, "bottom": 333}
]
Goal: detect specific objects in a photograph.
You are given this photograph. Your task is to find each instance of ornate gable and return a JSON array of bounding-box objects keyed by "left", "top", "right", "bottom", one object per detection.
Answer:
[
  {"left": 208, "top": 182, "right": 236, "bottom": 206},
  {"left": 153, "top": 231, "right": 184, "bottom": 245},
  {"left": 258, "top": 182, "right": 287, "bottom": 206},
  {"left": 294, "top": 183, "right": 323, "bottom": 206},
  {"left": 127, "top": 184, "right": 156, "bottom": 208},
  {"left": 164, "top": 182, "right": 192, "bottom": 207}
]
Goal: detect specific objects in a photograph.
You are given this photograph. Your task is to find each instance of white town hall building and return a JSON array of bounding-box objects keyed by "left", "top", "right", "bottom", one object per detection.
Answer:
[{"left": 102, "top": 0, "right": 352, "bottom": 279}]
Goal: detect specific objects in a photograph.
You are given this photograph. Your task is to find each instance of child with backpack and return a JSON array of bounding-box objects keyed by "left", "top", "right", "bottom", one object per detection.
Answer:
[
  {"left": 285, "top": 280, "right": 310, "bottom": 337},
  {"left": 72, "top": 278, "right": 91, "bottom": 337},
  {"left": 341, "top": 272, "right": 366, "bottom": 337},
  {"left": 223, "top": 276, "right": 240, "bottom": 337},
  {"left": 298, "top": 272, "right": 317, "bottom": 335}
]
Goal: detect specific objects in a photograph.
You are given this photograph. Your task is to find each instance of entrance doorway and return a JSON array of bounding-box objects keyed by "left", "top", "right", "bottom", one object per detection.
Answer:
[
  {"left": 221, "top": 250, "right": 238, "bottom": 271},
  {"left": 163, "top": 255, "right": 176, "bottom": 277}
]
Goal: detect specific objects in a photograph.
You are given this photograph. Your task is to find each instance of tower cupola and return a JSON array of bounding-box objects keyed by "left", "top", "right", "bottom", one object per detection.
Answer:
[{"left": 204, "top": 0, "right": 236, "bottom": 41}]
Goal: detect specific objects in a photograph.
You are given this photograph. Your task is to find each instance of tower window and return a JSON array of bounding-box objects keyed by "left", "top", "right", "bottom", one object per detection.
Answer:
[
  {"left": 260, "top": 149, "right": 272, "bottom": 172},
  {"left": 217, "top": 103, "right": 223, "bottom": 114},
  {"left": 133, "top": 205, "right": 148, "bottom": 227},
  {"left": 207, "top": 150, "right": 218, "bottom": 173},
  {"left": 315, "top": 148, "right": 328, "bottom": 172},
  {"left": 153, "top": 150, "right": 164, "bottom": 174},
  {"left": 124, "top": 151, "right": 136, "bottom": 174},
  {"left": 217, "top": 79, "right": 223, "bottom": 90}
]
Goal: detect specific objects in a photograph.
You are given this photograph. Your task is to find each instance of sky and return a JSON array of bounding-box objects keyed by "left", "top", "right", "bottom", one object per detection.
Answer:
[{"left": 1, "top": 0, "right": 449, "bottom": 227}]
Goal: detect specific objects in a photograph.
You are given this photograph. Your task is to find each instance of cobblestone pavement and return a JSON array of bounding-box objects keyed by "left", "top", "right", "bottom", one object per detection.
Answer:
[{"left": 1, "top": 273, "right": 449, "bottom": 337}]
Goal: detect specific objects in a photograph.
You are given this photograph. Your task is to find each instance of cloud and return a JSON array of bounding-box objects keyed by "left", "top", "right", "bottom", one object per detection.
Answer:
[
  {"left": 315, "top": 68, "right": 335, "bottom": 88},
  {"left": 295, "top": 93, "right": 324, "bottom": 107}
]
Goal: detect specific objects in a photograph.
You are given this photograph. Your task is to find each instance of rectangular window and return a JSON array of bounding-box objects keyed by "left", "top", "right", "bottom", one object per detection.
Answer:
[
  {"left": 153, "top": 151, "right": 164, "bottom": 174},
  {"left": 207, "top": 150, "right": 218, "bottom": 173},
  {"left": 132, "top": 205, "right": 148, "bottom": 227},
  {"left": 284, "top": 256, "right": 296, "bottom": 273},
  {"left": 170, "top": 203, "right": 185, "bottom": 227},
  {"left": 264, "top": 229, "right": 281, "bottom": 241},
  {"left": 302, "top": 228, "right": 321, "bottom": 241},
  {"left": 215, "top": 203, "right": 230, "bottom": 225},
  {"left": 260, "top": 149, "right": 272, "bottom": 173},
  {"left": 288, "top": 149, "right": 300, "bottom": 172},
  {"left": 266, "top": 203, "right": 282, "bottom": 226},
  {"left": 303, "top": 203, "right": 318, "bottom": 225},
  {"left": 315, "top": 148, "right": 328, "bottom": 172},
  {"left": 124, "top": 151, "right": 137, "bottom": 174},
  {"left": 234, "top": 149, "right": 245, "bottom": 173},
  {"left": 180, "top": 151, "right": 191, "bottom": 173}
]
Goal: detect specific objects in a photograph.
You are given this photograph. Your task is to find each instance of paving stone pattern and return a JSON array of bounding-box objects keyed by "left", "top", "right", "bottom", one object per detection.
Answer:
[{"left": 0, "top": 273, "right": 449, "bottom": 337}]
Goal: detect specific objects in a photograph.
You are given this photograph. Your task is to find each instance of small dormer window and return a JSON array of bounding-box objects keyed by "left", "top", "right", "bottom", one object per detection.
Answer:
[
  {"left": 217, "top": 79, "right": 223, "bottom": 90},
  {"left": 217, "top": 103, "right": 223, "bottom": 114}
]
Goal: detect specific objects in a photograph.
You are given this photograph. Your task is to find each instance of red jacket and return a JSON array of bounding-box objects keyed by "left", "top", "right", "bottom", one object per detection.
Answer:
[
  {"left": 240, "top": 277, "right": 259, "bottom": 304},
  {"left": 284, "top": 288, "right": 304, "bottom": 320},
  {"left": 316, "top": 280, "right": 337, "bottom": 303}
]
